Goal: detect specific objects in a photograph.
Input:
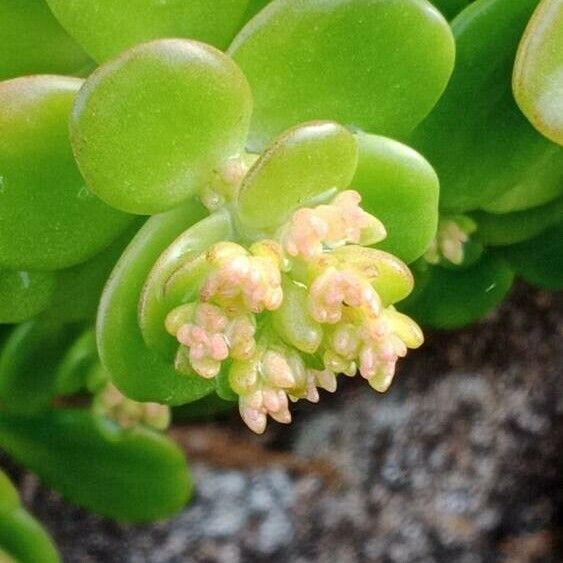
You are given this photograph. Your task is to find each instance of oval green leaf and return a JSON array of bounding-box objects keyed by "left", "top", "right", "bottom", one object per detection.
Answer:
[
  {"left": 0, "top": 409, "right": 191, "bottom": 522},
  {"left": 352, "top": 133, "right": 440, "bottom": 264},
  {"left": 237, "top": 121, "right": 358, "bottom": 232},
  {"left": 47, "top": 0, "right": 251, "bottom": 63},
  {"left": 0, "top": 76, "right": 133, "bottom": 271},
  {"left": 513, "top": 0, "right": 563, "bottom": 146},
  {"left": 71, "top": 39, "right": 253, "bottom": 214},
  {"left": 98, "top": 202, "right": 216, "bottom": 404},
  {"left": 412, "top": 0, "right": 562, "bottom": 212},
  {"left": 0, "top": 0, "right": 91, "bottom": 81},
  {"left": 229, "top": 0, "right": 455, "bottom": 150}
]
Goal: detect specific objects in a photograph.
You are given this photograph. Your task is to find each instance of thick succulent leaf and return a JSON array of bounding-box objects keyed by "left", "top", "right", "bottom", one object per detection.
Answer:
[
  {"left": 0, "top": 270, "right": 55, "bottom": 324},
  {"left": 401, "top": 254, "right": 514, "bottom": 329},
  {"left": 499, "top": 221, "right": 563, "bottom": 289},
  {"left": 46, "top": 0, "right": 250, "bottom": 62},
  {"left": 45, "top": 220, "right": 143, "bottom": 324},
  {"left": 431, "top": 0, "right": 473, "bottom": 19},
  {"left": 237, "top": 121, "right": 357, "bottom": 231},
  {"left": 412, "top": 0, "right": 563, "bottom": 212},
  {"left": 513, "top": 0, "right": 563, "bottom": 145},
  {"left": 0, "top": 470, "right": 59, "bottom": 563},
  {"left": 0, "top": 409, "right": 191, "bottom": 522},
  {"left": 54, "top": 328, "right": 98, "bottom": 396},
  {"left": 229, "top": 0, "right": 455, "bottom": 150},
  {"left": 481, "top": 149, "right": 563, "bottom": 212},
  {"left": 98, "top": 202, "right": 216, "bottom": 405},
  {"left": 0, "top": 0, "right": 91, "bottom": 81},
  {"left": 0, "top": 76, "right": 133, "bottom": 271},
  {"left": 70, "top": 39, "right": 253, "bottom": 214},
  {"left": 352, "top": 133, "right": 440, "bottom": 264},
  {"left": 0, "top": 319, "right": 78, "bottom": 414},
  {"left": 140, "top": 210, "right": 233, "bottom": 358},
  {"left": 472, "top": 193, "right": 563, "bottom": 246}
]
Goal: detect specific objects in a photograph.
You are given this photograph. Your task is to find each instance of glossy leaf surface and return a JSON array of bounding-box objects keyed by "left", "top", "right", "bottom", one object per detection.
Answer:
[
  {"left": 0, "top": 76, "right": 133, "bottom": 271},
  {"left": 98, "top": 202, "right": 216, "bottom": 404},
  {"left": 71, "top": 40, "right": 253, "bottom": 214},
  {"left": 412, "top": 0, "right": 563, "bottom": 212},
  {"left": 402, "top": 254, "right": 514, "bottom": 329},
  {"left": 47, "top": 0, "right": 250, "bottom": 62},
  {"left": 45, "top": 220, "right": 142, "bottom": 324},
  {"left": 0, "top": 0, "right": 91, "bottom": 81},
  {"left": 0, "top": 270, "right": 55, "bottom": 324},
  {"left": 352, "top": 133, "right": 440, "bottom": 264},
  {"left": 237, "top": 121, "right": 358, "bottom": 231},
  {"left": 0, "top": 409, "right": 191, "bottom": 522},
  {"left": 230, "top": 0, "right": 455, "bottom": 150},
  {"left": 513, "top": 0, "right": 563, "bottom": 145}
]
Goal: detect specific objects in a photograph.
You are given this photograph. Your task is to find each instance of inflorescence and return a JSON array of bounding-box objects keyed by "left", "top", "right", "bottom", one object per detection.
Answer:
[{"left": 165, "top": 190, "right": 423, "bottom": 433}]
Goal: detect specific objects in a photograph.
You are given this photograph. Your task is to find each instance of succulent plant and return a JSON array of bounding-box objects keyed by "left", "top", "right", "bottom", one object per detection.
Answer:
[{"left": 0, "top": 0, "right": 561, "bottom": 559}]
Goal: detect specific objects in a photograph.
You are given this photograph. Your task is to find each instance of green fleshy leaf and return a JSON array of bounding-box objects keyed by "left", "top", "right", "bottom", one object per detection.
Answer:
[
  {"left": 139, "top": 210, "right": 233, "bottom": 359},
  {"left": 352, "top": 133, "right": 440, "bottom": 264},
  {"left": 480, "top": 149, "right": 563, "bottom": 213},
  {"left": 230, "top": 0, "right": 455, "bottom": 150},
  {"left": 0, "top": 76, "right": 133, "bottom": 271},
  {"left": 0, "top": 0, "right": 91, "bottom": 81},
  {"left": 0, "top": 409, "right": 191, "bottom": 522},
  {"left": 46, "top": 0, "right": 250, "bottom": 62},
  {"left": 272, "top": 277, "right": 323, "bottom": 355},
  {"left": 513, "top": 0, "right": 563, "bottom": 146},
  {"left": 0, "top": 270, "right": 55, "bottom": 324},
  {"left": 0, "top": 470, "right": 59, "bottom": 563},
  {"left": 45, "top": 219, "right": 143, "bottom": 324},
  {"left": 98, "top": 202, "right": 216, "bottom": 405},
  {"left": 54, "top": 328, "right": 98, "bottom": 396},
  {"left": 236, "top": 121, "right": 358, "bottom": 232},
  {"left": 70, "top": 39, "right": 253, "bottom": 214},
  {"left": 412, "top": 0, "right": 562, "bottom": 212},
  {"left": 401, "top": 254, "right": 514, "bottom": 329},
  {"left": 0, "top": 319, "right": 78, "bottom": 414},
  {"left": 472, "top": 193, "right": 563, "bottom": 246},
  {"left": 499, "top": 221, "right": 563, "bottom": 289}
]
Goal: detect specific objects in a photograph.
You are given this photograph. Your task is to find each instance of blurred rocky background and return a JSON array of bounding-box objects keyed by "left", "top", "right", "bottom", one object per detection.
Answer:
[{"left": 8, "top": 284, "right": 563, "bottom": 562}]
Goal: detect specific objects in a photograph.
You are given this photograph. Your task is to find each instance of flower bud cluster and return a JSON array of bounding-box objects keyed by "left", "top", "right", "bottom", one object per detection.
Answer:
[
  {"left": 93, "top": 383, "right": 171, "bottom": 430},
  {"left": 425, "top": 215, "right": 477, "bottom": 265},
  {"left": 166, "top": 190, "right": 422, "bottom": 432}
]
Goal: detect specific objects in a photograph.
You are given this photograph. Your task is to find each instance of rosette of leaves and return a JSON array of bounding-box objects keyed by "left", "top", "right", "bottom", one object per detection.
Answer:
[
  {"left": 0, "top": 0, "right": 455, "bottom": 531},
  {"left": 403, "top": 0, "right": 563, "bottom": 329}
]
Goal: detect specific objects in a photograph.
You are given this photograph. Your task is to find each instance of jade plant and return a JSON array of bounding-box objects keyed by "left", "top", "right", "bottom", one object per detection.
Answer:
[{"left": 0, "top": 0, "right": 561, "bottom": 560}]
